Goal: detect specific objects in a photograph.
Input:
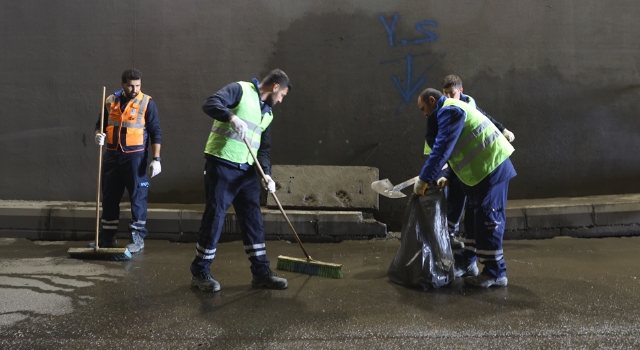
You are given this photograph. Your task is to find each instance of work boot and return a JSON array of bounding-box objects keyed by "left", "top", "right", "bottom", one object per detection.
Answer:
[
  {"left": 191, "top": 273, "right": 221, "bottom": 292},
  {"left": 450, "top": 235, "right": 464, "bottom": 250},
  {"left": 251, "top": 268, "right": 288, "bottom": 289},
  {"left": 126, "top": 231, "right": 145, "bottom": 253},
  {"left": 464, "top": 274, "right": 508, "bottom": 288},
  {"left": 87, "top": 237, "right": 117, "bottom": 248},
  {"left": 453, "top": 261, "right": 479, "bottom": 278}
]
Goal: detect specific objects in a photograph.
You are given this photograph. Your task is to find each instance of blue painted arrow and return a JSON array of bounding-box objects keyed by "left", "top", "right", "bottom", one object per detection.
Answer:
[{"left": 390, "top": 55, "right": 425, "bottom": 103}]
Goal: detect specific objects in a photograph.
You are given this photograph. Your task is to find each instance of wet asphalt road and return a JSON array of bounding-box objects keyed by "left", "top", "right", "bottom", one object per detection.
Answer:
[{"left": 1, "top": 236, "right": 639, "bottom": 349}]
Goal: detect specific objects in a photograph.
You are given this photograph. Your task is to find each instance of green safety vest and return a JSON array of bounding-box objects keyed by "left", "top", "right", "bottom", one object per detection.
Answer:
[
  {"left": 424, "top": 95, "right": 477, "bottom": 155},
  {"left": 442, "top": 98, "right": 514, "bottom": 186},
  {"left": 204, "top": 81, "right": 273, "bottom": 164}
]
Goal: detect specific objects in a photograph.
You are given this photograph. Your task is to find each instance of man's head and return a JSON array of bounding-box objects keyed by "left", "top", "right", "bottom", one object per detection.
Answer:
[
  {"left": 442, "top": 74, "right": 463, "bottom": 100},
  {"left": 121, "top": 68, "right": 142, "bottom": 99},
  {"left": 418, "top": 88, "right": 443, "bottom": 117},
  {"left": 259, "top": 69, "right": 291, "bottom": 107}
]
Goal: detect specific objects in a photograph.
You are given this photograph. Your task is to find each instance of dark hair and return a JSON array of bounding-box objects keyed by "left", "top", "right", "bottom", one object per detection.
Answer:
[
  {"left": 419, "top": 88, "right": 443, "bottom": 103},
  {"left": 121, "top": 68, "right": 142, "bottom": 83},
  {"left": 442, "top": 75, "right": 463, "bottom": 89},
  {"left": 261, "top": 69, "right": 292, "bottom": 90}
]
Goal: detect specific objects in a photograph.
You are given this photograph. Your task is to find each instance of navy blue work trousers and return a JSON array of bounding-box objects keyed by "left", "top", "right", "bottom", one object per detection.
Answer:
[
  {"left": 454, "top": 176, "right": 510, "bottom": 278},
  {"left": 190, "top": 158, "right": 270, "bottom": 276},
  {"left": 444, "top": 175, "right": 466, "bottom": 236},
  {"left": 100, "top": 151, "right": 149, "bottom": 240}
]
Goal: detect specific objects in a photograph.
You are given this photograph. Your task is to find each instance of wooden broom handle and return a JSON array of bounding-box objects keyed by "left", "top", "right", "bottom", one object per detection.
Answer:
[
  {"left": 243, "top": 137, "right": 312, "bottom": 260},
  {"left": 95, "top": 87, "right": 106, "bottom": 250}
]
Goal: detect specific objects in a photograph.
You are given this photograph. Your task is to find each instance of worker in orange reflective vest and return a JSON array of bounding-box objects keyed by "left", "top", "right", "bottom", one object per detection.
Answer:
[{"left": 92, "top": 68, "right": 163, "bottom": 253}]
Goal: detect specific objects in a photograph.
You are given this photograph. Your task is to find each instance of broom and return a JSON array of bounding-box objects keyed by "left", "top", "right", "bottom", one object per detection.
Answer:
[
  {"left": 243, "top": 138, "right": 343, "bottom": 279},
  {"left": 68, "top": 86, "right": 131, "bottom": 261}
]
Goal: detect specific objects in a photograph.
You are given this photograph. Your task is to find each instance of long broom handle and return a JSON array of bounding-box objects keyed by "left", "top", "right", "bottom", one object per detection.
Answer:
[
  {"left": 243, "top": 137, "right": 312, "bottom": 261},
  {"left": 94, "top": 86, "right": 106, "bottom": 251}
]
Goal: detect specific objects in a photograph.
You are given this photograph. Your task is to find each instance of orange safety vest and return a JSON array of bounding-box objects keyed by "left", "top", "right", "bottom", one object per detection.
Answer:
[{"left": 104, "top": 92, "right": 150, "bottom": 153}]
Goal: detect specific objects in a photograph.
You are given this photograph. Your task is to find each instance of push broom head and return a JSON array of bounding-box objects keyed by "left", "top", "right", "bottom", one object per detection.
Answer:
[
  {"left": 67, "top": 247, "right": 132, "bottom": 261},
  {"left": 277, "top": 255, "right": 343, "bottom": 279}
]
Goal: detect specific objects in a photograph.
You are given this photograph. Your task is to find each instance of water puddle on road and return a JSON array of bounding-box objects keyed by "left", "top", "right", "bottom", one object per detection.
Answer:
[{"left": 0, "top": 256, "right": 126, "bottom": 329}]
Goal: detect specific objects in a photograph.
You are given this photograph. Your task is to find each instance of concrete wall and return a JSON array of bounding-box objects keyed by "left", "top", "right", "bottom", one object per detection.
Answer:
[{"left": 2, "top": 0, "right": 640, "bottom": 227}]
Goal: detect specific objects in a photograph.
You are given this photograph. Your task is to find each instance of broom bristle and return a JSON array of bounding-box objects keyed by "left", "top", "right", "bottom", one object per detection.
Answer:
[
  {"left": 67, "top": 247, "right": 132, "bottom": 261},
  {"left": 277, "top": 255, "right": 343, "bottom": 279}
]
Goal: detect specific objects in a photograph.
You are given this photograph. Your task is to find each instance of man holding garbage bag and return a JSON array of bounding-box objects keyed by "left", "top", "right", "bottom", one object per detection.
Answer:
[{"left": 414, "top": 88, "right": 516, "bottom": 288}]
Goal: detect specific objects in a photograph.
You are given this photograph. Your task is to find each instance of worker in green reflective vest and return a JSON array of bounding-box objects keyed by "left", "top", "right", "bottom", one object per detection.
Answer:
[
  {"left": 414, "top": 88, "right": 517, "bottom": 288},
  {"left": 424, "top": 75, "right": 515, "bottom": 250},
  {"left": 190, "top": 69, "right": 291, "bottom": 292}
]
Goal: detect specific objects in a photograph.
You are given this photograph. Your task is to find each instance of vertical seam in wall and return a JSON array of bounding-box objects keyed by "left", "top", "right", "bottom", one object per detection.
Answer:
[{"left": 133, "top": 0, "right": 137, "bottom": 67}]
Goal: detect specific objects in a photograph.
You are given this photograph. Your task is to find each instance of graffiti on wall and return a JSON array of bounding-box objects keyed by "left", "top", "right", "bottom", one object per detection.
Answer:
[{"left": 378, "top": 14, "right": 445, "bottom": 113}]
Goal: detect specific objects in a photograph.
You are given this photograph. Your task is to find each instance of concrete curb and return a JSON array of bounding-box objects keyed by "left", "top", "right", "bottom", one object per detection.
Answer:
[
  {"left": 0, "top": 201, "right": 386, "bottom": 242},
  {"left": 2, "top": 193, "right": 640, "bottom": 241},
  {"left": 504, "top": 194, "right": 640, "bottom": 239}
]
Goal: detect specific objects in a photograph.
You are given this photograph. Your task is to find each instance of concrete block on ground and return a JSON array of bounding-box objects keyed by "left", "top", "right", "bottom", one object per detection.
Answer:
[
  {"left": 526, "top": 205, "right": 593, "bottom": 229},
  {"left": 262, "top": 210, "right": 317, "bottom": 236},
  {"left": 594, "top": 203, "right": 640, "bottom": 226},
  {"left": 180, "top": 210, "right": 203, "bottom": 234},
  {"left": 317, "top": 211, "right": 386, "bottom": 237},
  {"left": 0, "top": 229, "right": 42, "bottom": 240},
  {"left": 505, "top": 208, "right": 526, "bottom": 230},
  {"left": 0, "top": 207, "right": 50, "bottom": 231},
  {"left": 268, "top": 165, "right": 379, "bottom": 210},
  {"left": 503, "top": 230, "right": 522, "bottom": 240},
  {"left": 49, "top": 205, "right": 94, "bottom": 232},
  {"left": 504, "top": 229, "right": 562, "bottom": 240},
  {"left": 146, "top": 209, "right": 181, "bottom": 234},
  {"left": 562, "top": 225, "right": 640, "bottom": 238}
]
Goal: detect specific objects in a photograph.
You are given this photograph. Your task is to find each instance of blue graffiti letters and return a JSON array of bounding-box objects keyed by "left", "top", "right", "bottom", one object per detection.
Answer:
[
  {"left": 379, "top": 14, "right": 437, "bottom": 47},
  {"left": 413, "top": 20, "right": 437, "bottom": 44},
  {"left": 378, "top": 13, "right": 443, "bottom": 112},
  {"left": 379, "top": 14, "right": 399, "bottom": 47}
]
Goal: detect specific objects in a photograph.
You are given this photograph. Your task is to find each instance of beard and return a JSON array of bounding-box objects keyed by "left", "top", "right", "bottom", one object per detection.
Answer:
[{"left": 264, "top": 93, "right": 277, "bottom": 107}]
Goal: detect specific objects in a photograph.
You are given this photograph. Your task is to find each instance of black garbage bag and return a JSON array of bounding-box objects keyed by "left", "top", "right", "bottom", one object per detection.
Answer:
[{"left": 387, "top": 187, "right": 454, "bottom": 290}]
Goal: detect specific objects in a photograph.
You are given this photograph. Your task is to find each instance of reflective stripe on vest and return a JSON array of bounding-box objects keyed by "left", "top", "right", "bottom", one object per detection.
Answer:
[
  {"left": 210, "top": 125, "right": 261, "bottom": 149},
  {"left": 443, "top": 98, "right": 514, "bottom": 186},
  {"left": 105, "top": 92, "right": 150, "bottom": 153},
  {"left": 204, "top": 81, "right": 273, "bottom": 164}
]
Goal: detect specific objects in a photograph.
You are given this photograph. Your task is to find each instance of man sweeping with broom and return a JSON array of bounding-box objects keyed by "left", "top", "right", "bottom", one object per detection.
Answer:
[{"left": 190, "top": 69, "right": 291, "bottom": 292}]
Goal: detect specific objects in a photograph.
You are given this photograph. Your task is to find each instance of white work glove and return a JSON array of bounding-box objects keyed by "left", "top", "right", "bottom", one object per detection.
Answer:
[
  {"left": 263, "top": 175, "right": 276, "bottom": 193},
  {"left": 95, "top": 133, "right": 106, "bottom": 146},
  {"left": 229, "top": 115, "right": 248, "bottom": 140},
  {"left": 502, "top": 128, "right": 515, "bottom": 142},
  {"left": 148, "top": 160, "right": 161, "bottom": 178},
  {"left": 437, "top": 177, "right": 449, "bottom": 187},
  {"left": 413, "top": 178, "right": 429, "bottom": 196}
]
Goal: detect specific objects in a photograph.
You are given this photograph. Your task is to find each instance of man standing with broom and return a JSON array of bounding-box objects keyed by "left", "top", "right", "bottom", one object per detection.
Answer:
[
  {"left": 92, "top": 68, "right": 162, "bottom": 253},
  {"left": 190, "top": 69, "right": 291, "bottom": 292}
]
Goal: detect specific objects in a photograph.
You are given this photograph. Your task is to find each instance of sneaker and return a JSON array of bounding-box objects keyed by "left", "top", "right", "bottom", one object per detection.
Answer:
[
  {"left": 191, "top": 273, "right": 221, "bottom": 292},
  {"left": 464, "top": 274, "right": 508, "bottom": 288},
  {"left": 251, "top": 268, "right": 288, "bottom": 289},
  {"left": 450, "top": 235, "right": 464, "bottom": 249},
  {"left": 453, "top": 261, "right": 479, "bottom": 278},
  {"left": 87, "top": 237, "right": 117, "bottom": 248},
  {"left": 126, "top": 231, "right": 145, "bottom": 253}
]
